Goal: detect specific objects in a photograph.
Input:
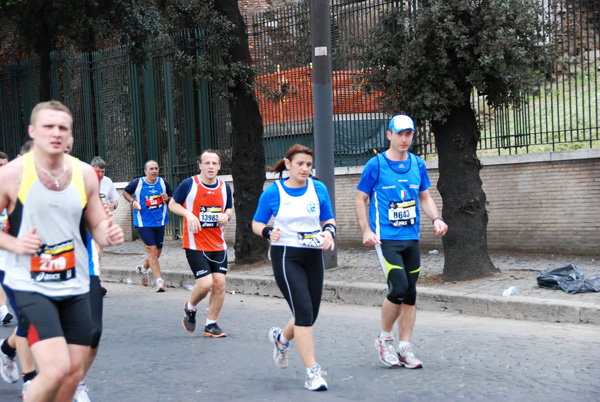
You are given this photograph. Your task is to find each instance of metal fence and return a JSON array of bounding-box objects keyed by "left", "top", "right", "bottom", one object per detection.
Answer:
[
  {"left": 250, "top": 0, "right": 599, "bottom": 160},
  {"left": 474, "top": 0, "right": 599, "bottom": 156},
  {"left": 250, "top": 0, "right": 399, "bottom": 167},
  {"left": 0, "top": 0, "right": 598, "bottom": 181},
  {"left": 0, "top": 32, "right": 231, "bottom": 188}
]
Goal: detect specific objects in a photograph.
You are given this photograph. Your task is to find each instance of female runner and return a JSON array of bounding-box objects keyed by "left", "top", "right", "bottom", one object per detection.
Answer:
[{"left": 252, "top": 144, "right": 336, "bottom": 391}]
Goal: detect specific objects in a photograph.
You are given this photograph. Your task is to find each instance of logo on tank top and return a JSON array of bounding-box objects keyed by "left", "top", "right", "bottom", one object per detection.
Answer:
[{"left": 306, "top": 202, "right": 318, "bottom": 214}]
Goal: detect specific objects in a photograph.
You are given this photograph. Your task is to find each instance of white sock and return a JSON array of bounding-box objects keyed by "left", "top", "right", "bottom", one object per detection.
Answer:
[
  {"left": 206, "top": 318, "right": 217, "bottom": 326},
  {"left": 306, "top": 364, "right": 319, "bottom": 374},
  {"left": 279, "top": 333, "right": 289, "bottom": 345},
  {"left": 141, "top": 267, "right": 149, "bottom": 275},
  {"left": 380, "top": 330, "right": 394, "bottom": 339},
  {"left": 187, "top": 301, "right": 197, "bottom": 311},
  {"left": 0, "top": 305, "right": 8, "bottom": 316},
  {"left": 398, "top": 341, "right": 410, "bottom": 349}
]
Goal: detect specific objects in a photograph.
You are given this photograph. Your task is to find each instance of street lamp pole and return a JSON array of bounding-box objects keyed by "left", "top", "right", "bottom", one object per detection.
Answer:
[{"left": 310, "top": 0, "right": 337, "bottom": 268}]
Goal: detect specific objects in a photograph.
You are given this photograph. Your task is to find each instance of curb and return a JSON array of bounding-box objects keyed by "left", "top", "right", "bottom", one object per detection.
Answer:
[{"left": 100, "top": 268, "right": 600, "bottom": 325}]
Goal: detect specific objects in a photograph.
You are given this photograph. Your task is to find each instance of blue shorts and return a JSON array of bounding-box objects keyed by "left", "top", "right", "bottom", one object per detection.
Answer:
[
  {"left": 89, "top": 275, "right": 103, "bottom": 349},
  {"left": 0, "top": 271, "right": 25, "bottom": 337},
  {"left": 137, "top": 226, "right": 165, "bottom": 249}
]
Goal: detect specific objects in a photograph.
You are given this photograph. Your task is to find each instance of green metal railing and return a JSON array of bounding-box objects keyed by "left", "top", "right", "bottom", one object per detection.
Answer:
[
  {"left": 0, "top": 0, "right": 597, "bottom": 175},
  {"left": 250, "top": 0, "right": 599, "bottom": 160},
  {"left": 474, "top": 0, "right": 599, "bottom": 156}
]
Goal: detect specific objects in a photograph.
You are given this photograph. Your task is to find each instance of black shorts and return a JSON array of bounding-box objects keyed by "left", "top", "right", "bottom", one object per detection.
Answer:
[
  {"left": 89, "top": 275, "right": 103, "bottom": 349},
  {"left": 137, "top": 226, "right": 165, "bottom": 248},
  {"left": 379, "top": 240, "right": 421, "bottom": 305},
  {"left": 270, "top": 246, "right": 324, "bottom": 327},
  {"left": 14, "top": 291, "right": 92, "bottom": 347},
  {"left": 185, "top": 249, "right": 228, "bottom": 279}
]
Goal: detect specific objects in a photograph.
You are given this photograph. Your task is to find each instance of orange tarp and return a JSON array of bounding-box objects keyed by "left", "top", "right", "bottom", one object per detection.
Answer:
[{"left": 255, "top": 67, "right": 382, "bottom": 126}]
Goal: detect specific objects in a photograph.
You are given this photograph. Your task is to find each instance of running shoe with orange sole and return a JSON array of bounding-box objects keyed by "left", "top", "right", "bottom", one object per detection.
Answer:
[
  {"left": 204, "top": 323, "right": 227, "bottom": 337},
  {"left": 136, "top": 265, "right": 148, "bottom": 287}
]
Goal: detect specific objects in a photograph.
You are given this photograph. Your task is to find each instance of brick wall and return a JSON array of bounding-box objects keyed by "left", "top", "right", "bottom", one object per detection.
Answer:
[
  {"left": 476, "top": 150, "right": 600, "bottom": 253},
  {"left": 112, "top": 184, "right": 136, "bottom": 241},
  {"left": 218, "top": 148, "right": 600, "bottom": 254}
]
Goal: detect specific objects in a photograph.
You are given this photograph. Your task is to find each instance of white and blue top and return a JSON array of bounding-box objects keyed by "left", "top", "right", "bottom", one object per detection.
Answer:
[
  {"left": 357, "top": 152, "right": 430, "bottom": 241},
  {"left": 253, "top": 177, "right": 334, "bottom": 249}
]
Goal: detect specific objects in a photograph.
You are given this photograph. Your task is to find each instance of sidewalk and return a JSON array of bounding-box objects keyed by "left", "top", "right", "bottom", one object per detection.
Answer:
[{"left": 100, "top": 239, "right": 600, "bottom": 325}]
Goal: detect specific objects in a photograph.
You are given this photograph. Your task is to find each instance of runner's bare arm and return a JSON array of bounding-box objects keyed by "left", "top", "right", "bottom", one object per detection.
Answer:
[
  {"left": 82, "top": 162, "right": 124, "bottom": 246},
  {"left": 320, "top": 218, "right": 336, "bottom": 251},
  {"left": 217, "top": 207, "right": 233, "bottom": 227},
  {"left": 0, "top": 160, "right": 43, "bottom": 254},
  {"left": 160, "top": 192, "right": 171, "bottom": 204},
  {"left": 419, "top": 189, "right": 448, "bottom": 236},
  {"left": 252, "top": 220, "right": 281, "bottom": 243},
  {"left": 355, "top": 190, "right": 380, "bottom": 246},
  {"left": 168, "top": 198, "right": 201, "bottom": 233},
  {"left": 122, "top": 188, "right": 141, "bottom": 211}
]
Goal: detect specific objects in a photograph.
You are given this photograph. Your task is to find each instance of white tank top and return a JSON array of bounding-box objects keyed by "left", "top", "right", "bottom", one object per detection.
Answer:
[
  {"left": 273, "top": 178, "right": 323, "bottom": 248},
  {"left": 3, "top": 153, "right": 90, "bottom": 296}
]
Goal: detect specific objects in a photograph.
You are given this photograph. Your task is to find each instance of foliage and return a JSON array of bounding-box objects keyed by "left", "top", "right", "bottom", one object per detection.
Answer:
[
  {"left": 360, "top": 0, "right": 558, "bottom": 124},
  {"left": 0, "top": 0, "right": 21, "bottom": 9},
  {"left": 0, "top": 0, "right": 164, "bottom": 68},
  {"left": 164, "top": 0, "right": 255, "bottom": 99}
]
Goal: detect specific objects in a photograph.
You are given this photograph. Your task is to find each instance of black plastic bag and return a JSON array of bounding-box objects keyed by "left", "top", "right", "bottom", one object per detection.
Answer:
[{"left": 536, "top": 264, "right": 600, "bottom": 294}]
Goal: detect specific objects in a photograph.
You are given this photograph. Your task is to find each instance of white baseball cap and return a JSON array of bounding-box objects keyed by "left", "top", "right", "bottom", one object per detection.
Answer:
[{"left": 388, "top": 115, "right": 415, "bottom": 133}]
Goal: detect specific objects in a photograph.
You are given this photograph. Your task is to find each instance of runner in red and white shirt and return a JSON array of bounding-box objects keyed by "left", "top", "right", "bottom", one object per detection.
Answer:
[{"left": 169, "top": 150, "right": 233, "bottom": 338}]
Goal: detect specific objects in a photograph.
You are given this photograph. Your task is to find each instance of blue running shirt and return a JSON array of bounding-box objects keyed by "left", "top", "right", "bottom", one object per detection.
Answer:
[
  {"left": 124, "top": 177, "right": 173, "bottom": 227},
  {"left": 357, "top": 152, "right": 430, "bottom": 241}
]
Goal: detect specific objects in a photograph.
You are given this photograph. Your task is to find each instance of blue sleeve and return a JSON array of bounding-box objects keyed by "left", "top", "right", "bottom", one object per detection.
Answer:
[
  {"left": 165, "top": 180, "right": 174, "bottom": 196},
  {"left": 172, "top": 178, "right": 193, "bottom": 204},
  {"left": 313, "top": 180, "right": 335, "bottom": 221},
  {"left": 417, "top": 157, "right": 431, "bottom": 191},
  {"left": 252, "top": 183, "right": 280, "bottom": 224},
  {"left": 225, "top": 183, "right": 233, "bottom": 210},
  {"left": 356, "top": 156, "right": 379, "bottom": 195},
  {"left": 123, "top": 178, "right": 139, "bottom": 195}
]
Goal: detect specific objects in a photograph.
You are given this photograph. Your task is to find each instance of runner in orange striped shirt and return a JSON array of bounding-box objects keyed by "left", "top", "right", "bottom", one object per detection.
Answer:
[{"left": 168, "top": 150, "right": 233, "bottom": 338}]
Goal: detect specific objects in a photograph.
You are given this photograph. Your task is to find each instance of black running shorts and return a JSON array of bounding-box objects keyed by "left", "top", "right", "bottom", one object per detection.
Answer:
[
  {"left": 185, "top": 249, "right": 228, "bottom": 279},
  {"left": 14, "top": 291, "right": 92, "bottom": 347}
]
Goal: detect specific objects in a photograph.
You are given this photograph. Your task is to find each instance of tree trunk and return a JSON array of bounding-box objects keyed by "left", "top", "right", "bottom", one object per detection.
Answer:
[
  {"left": 213, "top": 0, "right": 269, "bottom": 264},
  {"left": 37, "top": 21, "right": 52, "bottom": 101},
  {"left": 433, "top": 101, "right": 499, "bottom": 281}
]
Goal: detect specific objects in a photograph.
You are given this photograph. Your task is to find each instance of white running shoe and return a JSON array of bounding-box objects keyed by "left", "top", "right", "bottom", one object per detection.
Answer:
[
  {"left": 304, "top": 365, "right": 328, "bottom": 391},
  {"left": 74, "top": 381, "right": 91, "bottom": 402},
  {"left": 268, "top": 327, "right": 289, "bottom": 368},
  {"left": 374, "top": 335, "right": 400, "bottom": 367},
  {"left": 22, "top": 379, "right": 32, "bottom": 399},
  {"left": 0, "top": 340, "right": 19, "bottom": 383},
  {"left": 398, "top": 344, "right": 423, "bottom": 369},
  {"left": 156, "top": 278, "right": 165, "bottom": 292}
]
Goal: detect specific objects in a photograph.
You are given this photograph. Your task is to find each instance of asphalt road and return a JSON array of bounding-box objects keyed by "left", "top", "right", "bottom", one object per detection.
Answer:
[{"left": 1, "top": 283, "right": 599, "bottom": 401}]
